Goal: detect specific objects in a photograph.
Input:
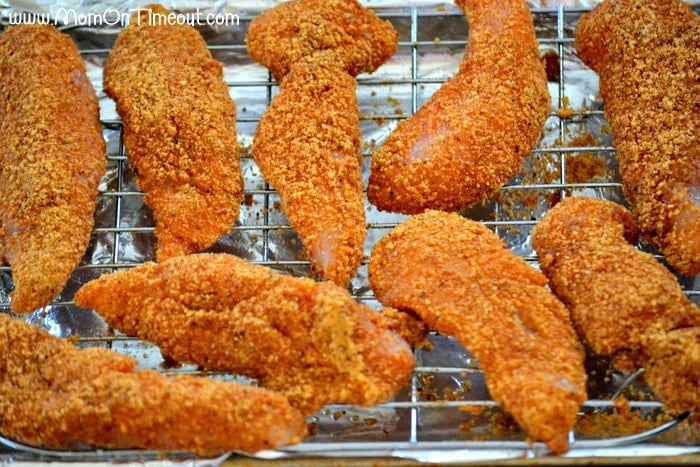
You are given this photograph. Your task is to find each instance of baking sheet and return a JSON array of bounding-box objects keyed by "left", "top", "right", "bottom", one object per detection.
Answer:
[{"left": 1, "top": 1, "right": 699, "bottom": 464}]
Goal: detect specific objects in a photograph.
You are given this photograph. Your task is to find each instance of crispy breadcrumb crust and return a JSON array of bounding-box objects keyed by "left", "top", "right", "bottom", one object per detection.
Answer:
[
  {"left": 103, "top": 4, "right": 243, "bottom": 262},
  {"left": 75, "top": 253, "right": 415, "bottom": 416},
  {"left": 0, "top": 314, "right": 306, "bottom": 454},
  {"left": 575, "top": 0, "right": 700, "bottom": 276},
  {"left": 532, "top": 196, "right": 700, "bottom": 415},
  {"left": 247, "top": 0, "right": 398, "bottom": 286},
  {"left": 0, "top": 25, "right": 106, "bottom": 314},
  {"left": 367, "top": 0, "right": 550, "bottom": 214},
  {"left": 369, "top": 210, "right": 586, "bottom": 454}
]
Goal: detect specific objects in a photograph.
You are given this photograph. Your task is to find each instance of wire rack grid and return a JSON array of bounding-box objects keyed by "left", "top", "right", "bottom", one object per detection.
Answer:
[{"left": 1, "top": 2, "right": 699, "bottom": 463}]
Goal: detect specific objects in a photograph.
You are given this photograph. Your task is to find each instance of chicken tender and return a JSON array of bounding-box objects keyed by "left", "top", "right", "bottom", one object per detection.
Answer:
[
  {"left": 532, "top": 196, "right": 700, "bottom": 415},
  {"left": 0, "top": 314, "right": 305, "bottom": 454},
  {"left": 75, "top": 253, "right": 415, "bottom": 416},
  {"left": 369, "top": 211, "right": 586, "bottom": 454},
  {"left": 247, "top": 0, "right": 398, "bottom": 286},
  {"left": 575, "top": 0, "right": 700, "bottom": 276},
  {"left": 643, "top": 328, "right": 700, "bottom": 420},
  {"left": 532, "top": 197, "right": 700, "bottom": 370},
  {"left": 103, "top": 4, "right": 243, "bottom": 262},
  {"left": 0, "top": 25, "right": 105, "bottom": 314},
  {"left": 367, "top": 0, "right": 550, "bottom": 214}
]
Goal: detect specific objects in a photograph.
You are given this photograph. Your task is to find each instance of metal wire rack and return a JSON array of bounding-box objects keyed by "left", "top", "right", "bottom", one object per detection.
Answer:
[{"left": 1, "top": 3, "right": 699, "bottom": 463}]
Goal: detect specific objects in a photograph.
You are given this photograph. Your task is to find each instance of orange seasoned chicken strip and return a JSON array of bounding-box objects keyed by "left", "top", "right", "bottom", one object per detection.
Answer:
[
  {"left": 532, "top": 196, "right": 700, "bottom": 417},
  {"left": 0, "top": 314, "right": 306, "bottom": 455},
  {"left": 103, "top": 4, "right": 243, "bottom": 262},
  {"left": 247, "top": 0, "right": 398, "bottom": 286},
  {"left": 75, "top": 253, "right": 415, "bottom": 416},
  {"left": 0, "top": 25, "right": 105, "bottom": 314},
  {"left": 368, "top": 0, "right": 550, "bottom": 214},
  {"left": 369, "top": 211, "right": 586, "bottom": 454},
  {"left": 575, "top": 0, "right": 700, "bottom": 276}
]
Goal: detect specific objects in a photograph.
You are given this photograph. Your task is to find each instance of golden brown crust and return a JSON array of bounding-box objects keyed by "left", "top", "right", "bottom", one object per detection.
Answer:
[
  {"left": 367, "top": 0, "right": 550, "bottom": 214},
  {"left": 369, "top": 211, "right": 586, "bottom": 454},
  {"left": 575, "top": 0, "right": 700, "bottom": 276},
  {"left": 103, "top": 4, "right": 243, "bottom": 262},
  {"left": 74, "top": 253, "right": 415, "bottom": 416},
  {"left": 0, "top": 314, "right": 306, "bottom": 454},
  {"left": 0, "top": 25, "right": 105, "bottom": 314},
  {"left": 247, "top": 0, "right": 397, "bottom": 286}
]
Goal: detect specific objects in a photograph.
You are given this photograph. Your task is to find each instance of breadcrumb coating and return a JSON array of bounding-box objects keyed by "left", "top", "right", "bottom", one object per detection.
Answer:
[
  {"left": 103, "top": 4, "right": 243, "bottom": 262},
  {"left": 245, "top": 0, "right": 398, "bottom": 82},
  {"left": 643, "top": 328, "right": 700, "bottom": 420},
  {"left": 0, "top": 25, "right": 105, "bottom": 314},
  {"left": 252, "top": 55, "right": 366, "bottom": 286},
  {"left": 247, "top": 0, "right": 398, "bottom": 286},
  {"left": 367, "top": 0, "right": 550, "bottom": 214},
  {"left": 575, "top": 0, "right": 700, "bottom": 276},
  {"left": 0, "top": 314, "right": 306, "bottom": 454},
  {"left": 75, "top": 253, "right": 415, "bottom": 416},
  {"left": 369, "top": 211, "right": 586, "bottom": 454},
  {"left": 532, "top": 197, "right": 700, "bottom": 417}
]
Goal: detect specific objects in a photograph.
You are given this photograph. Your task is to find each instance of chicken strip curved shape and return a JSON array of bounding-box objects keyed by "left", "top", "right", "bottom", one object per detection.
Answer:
[
  {"left": 103, "top": 4, "right": 243, "bottom": 262},
  {"left": 75, "top": 253, "right": 415, "bottom": 416},
  {"left": 367, "top": 0, "right": 550, "bottom": 214},
  {"left": 368, "top": 211, "right": 586, "bottom": 454},
  {"left": 247, "top": 0, "right": 398, "bottom": 286},
  {"left": 0, "top": 25, "right": 105, "bottom": 314},
  {"left": 531, "top": 196, "right": 700, "bottom": 417},
  {"left": 0, "top": 314, "right": 305, "bottom": 454},
  {"left": 575, "top": 0, "right": 700, "bottom": 277}
]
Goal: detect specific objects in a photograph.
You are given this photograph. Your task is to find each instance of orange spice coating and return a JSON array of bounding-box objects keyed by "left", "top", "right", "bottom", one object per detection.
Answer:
[
  {"left": 0, "top": 25, "right": 105, "bottom": 314},
  {"left": 575, "top": 0, "right": 700, "bottom": 277},
  {"left": 245, "top": 0, "right": 399, "bottom": 82},
  {"left": 368, "top": 211, "right": 586, "bottom": 454},
  {"left": 253, "top": 56, "right": 366, "bottom": 286},
  {"left": 532, "top": 196, "right": 700, "bottom": 369},
  {"left": 75, "top": 253, "right": 415, "bottom": 416},
  {"left": 531, "top": 196, "right": 700, "bottom": 415},
  {"left": 367, "top": 0, "right": 550, "bottom": 214},
  {"left": 247, "top": 0, "right": 398, "bottom": 286},
  {"left": 0, "top": 313, "right": 306, "bottom": 454},
  {"left": 643, "top": 328, "right": 700, "bottom": 419},
  {"left": 103, "top": 4, "right": 243, "bottom": 262}
]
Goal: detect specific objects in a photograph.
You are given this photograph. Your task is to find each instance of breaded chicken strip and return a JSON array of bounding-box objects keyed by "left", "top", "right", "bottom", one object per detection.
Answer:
[
  {"left": 367, "top": 0, "right": 550, "bottom": 214},
  {"left": 575, "top": 0, "right": 700, "bottom": 276},
  {"left": 0, "top": 25, "right": 105, "bottom": 314},
  {"left": 0, "top": 314, "right": 305, "bottom": 454},
  {"left": 247, "top": 0, "right": 398, "bottom": 286},
  {"left": 104, "top": 4, "right": 243, "bottom": 262},
  {"left": 531, "top": 196, "right": 700, "bottom": 416},
  {"left": 75, "top": 253, "right": 415, "bottom": 416},
  {"left": 369, "top": 211, "right": 586, "bottom": 454},
  {"left": 643, "top": 328, "right": 700, "bottom": 420}
]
